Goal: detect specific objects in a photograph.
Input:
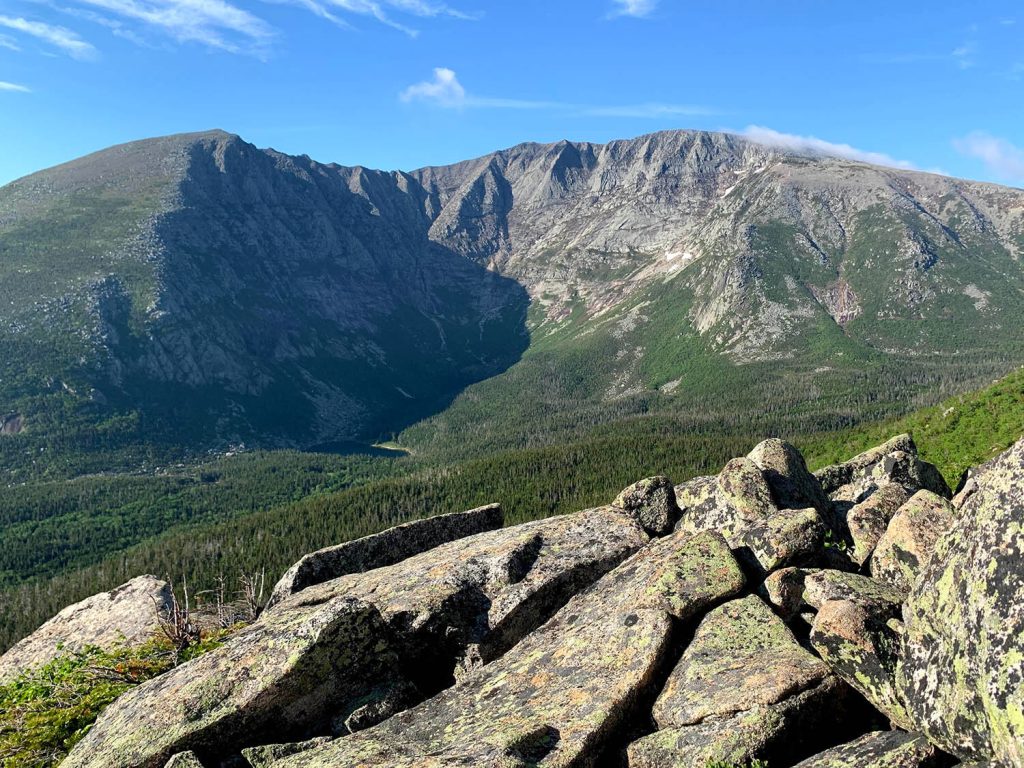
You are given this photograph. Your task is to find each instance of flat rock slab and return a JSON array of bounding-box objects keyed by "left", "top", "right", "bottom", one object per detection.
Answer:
[
  {"left": 62, "top": 596, "right": 400, "bottom": 768},
  {"left": 63, "top": 507, "right": 649, "bottom": 768},
  {"left": 870, "top": 490, "right": 954, "bottom": 595},
  {"left": 266, "top": 503, "right": 503, "bottom": 608},
  {"left": 653, "top": 594, "right": 828, "bottom": 727},
  {"left": 0, "top": 575, "right": 172, "bottom": 683},
  {"left": 629, "top": 676, "right": 856, "bottom": 768},
  {"left": 271, "top": 531, "right": 745, "bottom": 768},
  {"left": 898, "top": 437, "right": 1024, "bottom": 765},
  {"left": 803, "top": 570, "right": 905, "bottom": 613},
  {"left": 792, "top": 730, "right": 950, "bottom": 768}
]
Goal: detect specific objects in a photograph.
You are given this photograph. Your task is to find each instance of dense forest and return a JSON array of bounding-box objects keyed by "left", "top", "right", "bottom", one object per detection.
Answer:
[{"left": 0, "top": 365, "right": 1021, "bottom": 652}]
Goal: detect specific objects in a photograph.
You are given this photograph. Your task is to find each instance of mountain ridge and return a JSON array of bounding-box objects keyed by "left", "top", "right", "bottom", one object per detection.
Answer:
[{"left": 1, "top": 128, "right": 1023, "bottom": 467}]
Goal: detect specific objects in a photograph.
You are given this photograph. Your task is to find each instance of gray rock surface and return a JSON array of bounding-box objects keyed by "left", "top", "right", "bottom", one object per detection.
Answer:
[
  {"left": 870, "top": 490, "right": 954, "bottom": 595},
  {"left": 652, "top": 595, "right": 829, "bottom": 727},
  {"left": 791, "top": 730, "right": 950, "bottom": 768},
  {"left": 163, "top": 754, "right": 205, "bottom": 768},
  {"left": 612, "top": 475, "right": 680, "bottom": 536},
  {"left": 62, "top": 507, "right": 650, "bottom": 767},
  {"left": 0, "top": 575, "right": 172, "bottom": 683},
  {"left": 270, "top": 531, "right": 745, "bottom": 768},
  {"left": 676, "top": 457, "right": 778, "bottom": 540},
  {"left": 748, "top": 438, "right": 832, "bottom": 519},
  {"left": 628, "top": 677, "right": 858, "bottom": 768},
  {"left": 266, "top": 503, "right": 503, "bottom": 609},
  {"left": 846, "top": 484, "right": 912, "bottom": 568},
  {"left": 811, "top": 599, "right": 911, "bottom": 728},
  {"left": 898, "top": 437, "right": 1024, "bottom": 765},
  {"left": 733, "top": 507, "right": 827, "bottom": 579},
  {"left": 803, "top": 570, "right": 905, "bottom": 613},
  {"left": 241, "top": 737, "right": 331, "bottom": 767}
]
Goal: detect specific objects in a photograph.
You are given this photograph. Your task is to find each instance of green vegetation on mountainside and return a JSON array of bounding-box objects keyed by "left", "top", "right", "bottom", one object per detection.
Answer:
[
  {"left": 0, "top": 631, "right": 233, "bottom": 767},
  {"left": 802, "top": 366, "right": 1024, "bottom": 485},
  {"left": 1, "top": 365, "right": 1022, "bottom": 653}
]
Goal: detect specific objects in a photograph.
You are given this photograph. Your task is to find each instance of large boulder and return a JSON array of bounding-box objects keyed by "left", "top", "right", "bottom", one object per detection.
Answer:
[
  {"left": 675, "top": 458, "right": 778, "bottom": 540},
  {"left": 651, "top": 595, "right": 829, "bottom": 726},
  {"left": 748, "top": 438, "right": 832, "bottom": 519},
  {"left": 627, "top": 677, "right": 858, "bottom": 768},
  {"left": 629, "top": 595, "right": 860, "bottom": 768},
  {"left": 898, "top": 438, "right": 1024, "bottom": 765},
  {"left": 733, "top": 507, "right": 827, "bottom": 580},
  {"left": 270, "top": 531, "right": 746, "bottom": 768},
  {"left": 870, "top": 490, "right": 954, "bottom": 595},
  {"left": 0, "top": 575, "right": 172, "bottom": 683},
  {"left": 815, "top": 434, "right": 951, "bottom": 501},
  {"left": 63, "top": 507, "right": 650, "bottom": 768},
  {"left": 846, "top": 484, "right": 912, "bottom": 568},
  {"left": 266, "top": 503, "right": 503, "bottom": 609},
  {"left": 811, "top": 599, "right": 911, "bottom": 728},
  {"left": 792, "top": 730, "right": 951, "bottom": 768},
  {"left": 613, "top": 475, "right": 680, "bottom": 536}
]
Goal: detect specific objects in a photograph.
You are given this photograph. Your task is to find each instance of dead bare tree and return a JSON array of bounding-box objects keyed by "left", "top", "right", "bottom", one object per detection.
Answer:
[
  {"left": 239, "top": 570, "right": 266, "bottom": 622},
  {"left": 155, "top": 577, "right": 200, "bottom": 663}
]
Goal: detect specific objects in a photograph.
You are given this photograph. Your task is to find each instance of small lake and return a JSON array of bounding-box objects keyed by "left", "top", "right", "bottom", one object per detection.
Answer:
[{"left": 306, "top": 440, "right": 410, "bottom": 458}]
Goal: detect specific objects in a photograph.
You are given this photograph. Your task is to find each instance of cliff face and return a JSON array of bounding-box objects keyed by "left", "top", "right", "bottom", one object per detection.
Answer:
[{"left": 1, "top": 129, "right": 1023, "bottom": 448}]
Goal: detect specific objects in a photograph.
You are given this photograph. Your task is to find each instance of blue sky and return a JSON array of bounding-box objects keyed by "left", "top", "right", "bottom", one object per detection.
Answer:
[{"left": 0, "top": 0, "right": 1022, "bottom": 187}]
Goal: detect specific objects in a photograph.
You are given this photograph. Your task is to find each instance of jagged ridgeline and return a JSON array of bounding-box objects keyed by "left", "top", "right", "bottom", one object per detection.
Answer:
[{"left": 2, "top": 129, "right": 1024, "bottom": 468}]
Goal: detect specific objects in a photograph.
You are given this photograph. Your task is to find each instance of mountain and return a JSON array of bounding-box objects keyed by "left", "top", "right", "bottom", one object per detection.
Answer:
[{"left": 2, "top": 129, "right": 1024, "bottom": 467}]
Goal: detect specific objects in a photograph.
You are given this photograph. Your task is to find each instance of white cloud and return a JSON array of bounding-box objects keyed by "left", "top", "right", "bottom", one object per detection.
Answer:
[
  {"left": 0, "top": 34, "right": 20, "bottom": 51},
  {"left": 71, "top": 0, "right": 273, "bottom": 54},
  {"left": 0, "top": 15, "right": 97, "bottom": 59},
  {"left": 400, "top": 67, "right": 716, "bottom": 118},
  {"left": 740, "top": 126, "right": 916, "bottom": 170},
  {"left": 952, "top": 42, "right": 976, "bottom": 69},
  {"left": 0, "top": 80, "right": 31, "bottom": 92},
  {"left": 291, "top": 0, "right": 475, "bottom": 37},
  {"left": 953, "top": 131, "right": 1024, "bottom": 184},
  {"left": 611, "top": 0, "right": 656, "bottom": 18},
  {"left": 401, "top": 66, "right": 466, "bottom": 107}
]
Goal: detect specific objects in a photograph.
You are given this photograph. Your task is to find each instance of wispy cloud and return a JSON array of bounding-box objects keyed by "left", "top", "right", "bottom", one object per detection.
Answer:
[
  {"left": 400, "top": 67, "right": 715, "bottom": 118},
  {"left": 0, "top": 33, "right": 21, "bottom": 51},
  {"left": 586, "top": 103, "right": 716, "bottom": 118},
  {"left": 69, "top": 0, "right": 273, "bottom": 55},
  {"left": 610, "top": 0, "right": 656, "bottom": 18},
  {"left": 289, "top": 0, "right": 476, "bottom": 37},
  {"left": 953, "top": 131, "right": 1024, "bottom": 185},
  {"left": 740, "top": 126, "right": 916, "bottom": 170},
  {"left": 0, "top": 15, "right": 97, "bottom": 59},
  {"left": 0, "top": 80, "right": 31, "bottom": 92}
]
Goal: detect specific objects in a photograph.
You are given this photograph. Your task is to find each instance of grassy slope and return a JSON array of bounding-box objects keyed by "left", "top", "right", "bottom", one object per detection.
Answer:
[{"left": 801, "top": 365, "right": 1024, "bottom": 486}]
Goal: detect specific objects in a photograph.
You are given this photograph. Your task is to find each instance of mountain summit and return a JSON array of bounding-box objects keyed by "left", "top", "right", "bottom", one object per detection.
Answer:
[{"left": 1, "top": 129, "right": 1023, "bottom": 455}]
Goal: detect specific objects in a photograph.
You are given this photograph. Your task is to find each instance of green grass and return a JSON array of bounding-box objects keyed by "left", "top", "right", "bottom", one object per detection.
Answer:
[{"left": 0, "top": 630, "right": 233, "bottom": 767}]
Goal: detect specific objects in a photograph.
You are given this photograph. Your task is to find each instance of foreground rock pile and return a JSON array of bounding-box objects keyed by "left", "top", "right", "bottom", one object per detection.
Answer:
[{"left": 7, "top": 434, "right": 1022, "bottom": 767}]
